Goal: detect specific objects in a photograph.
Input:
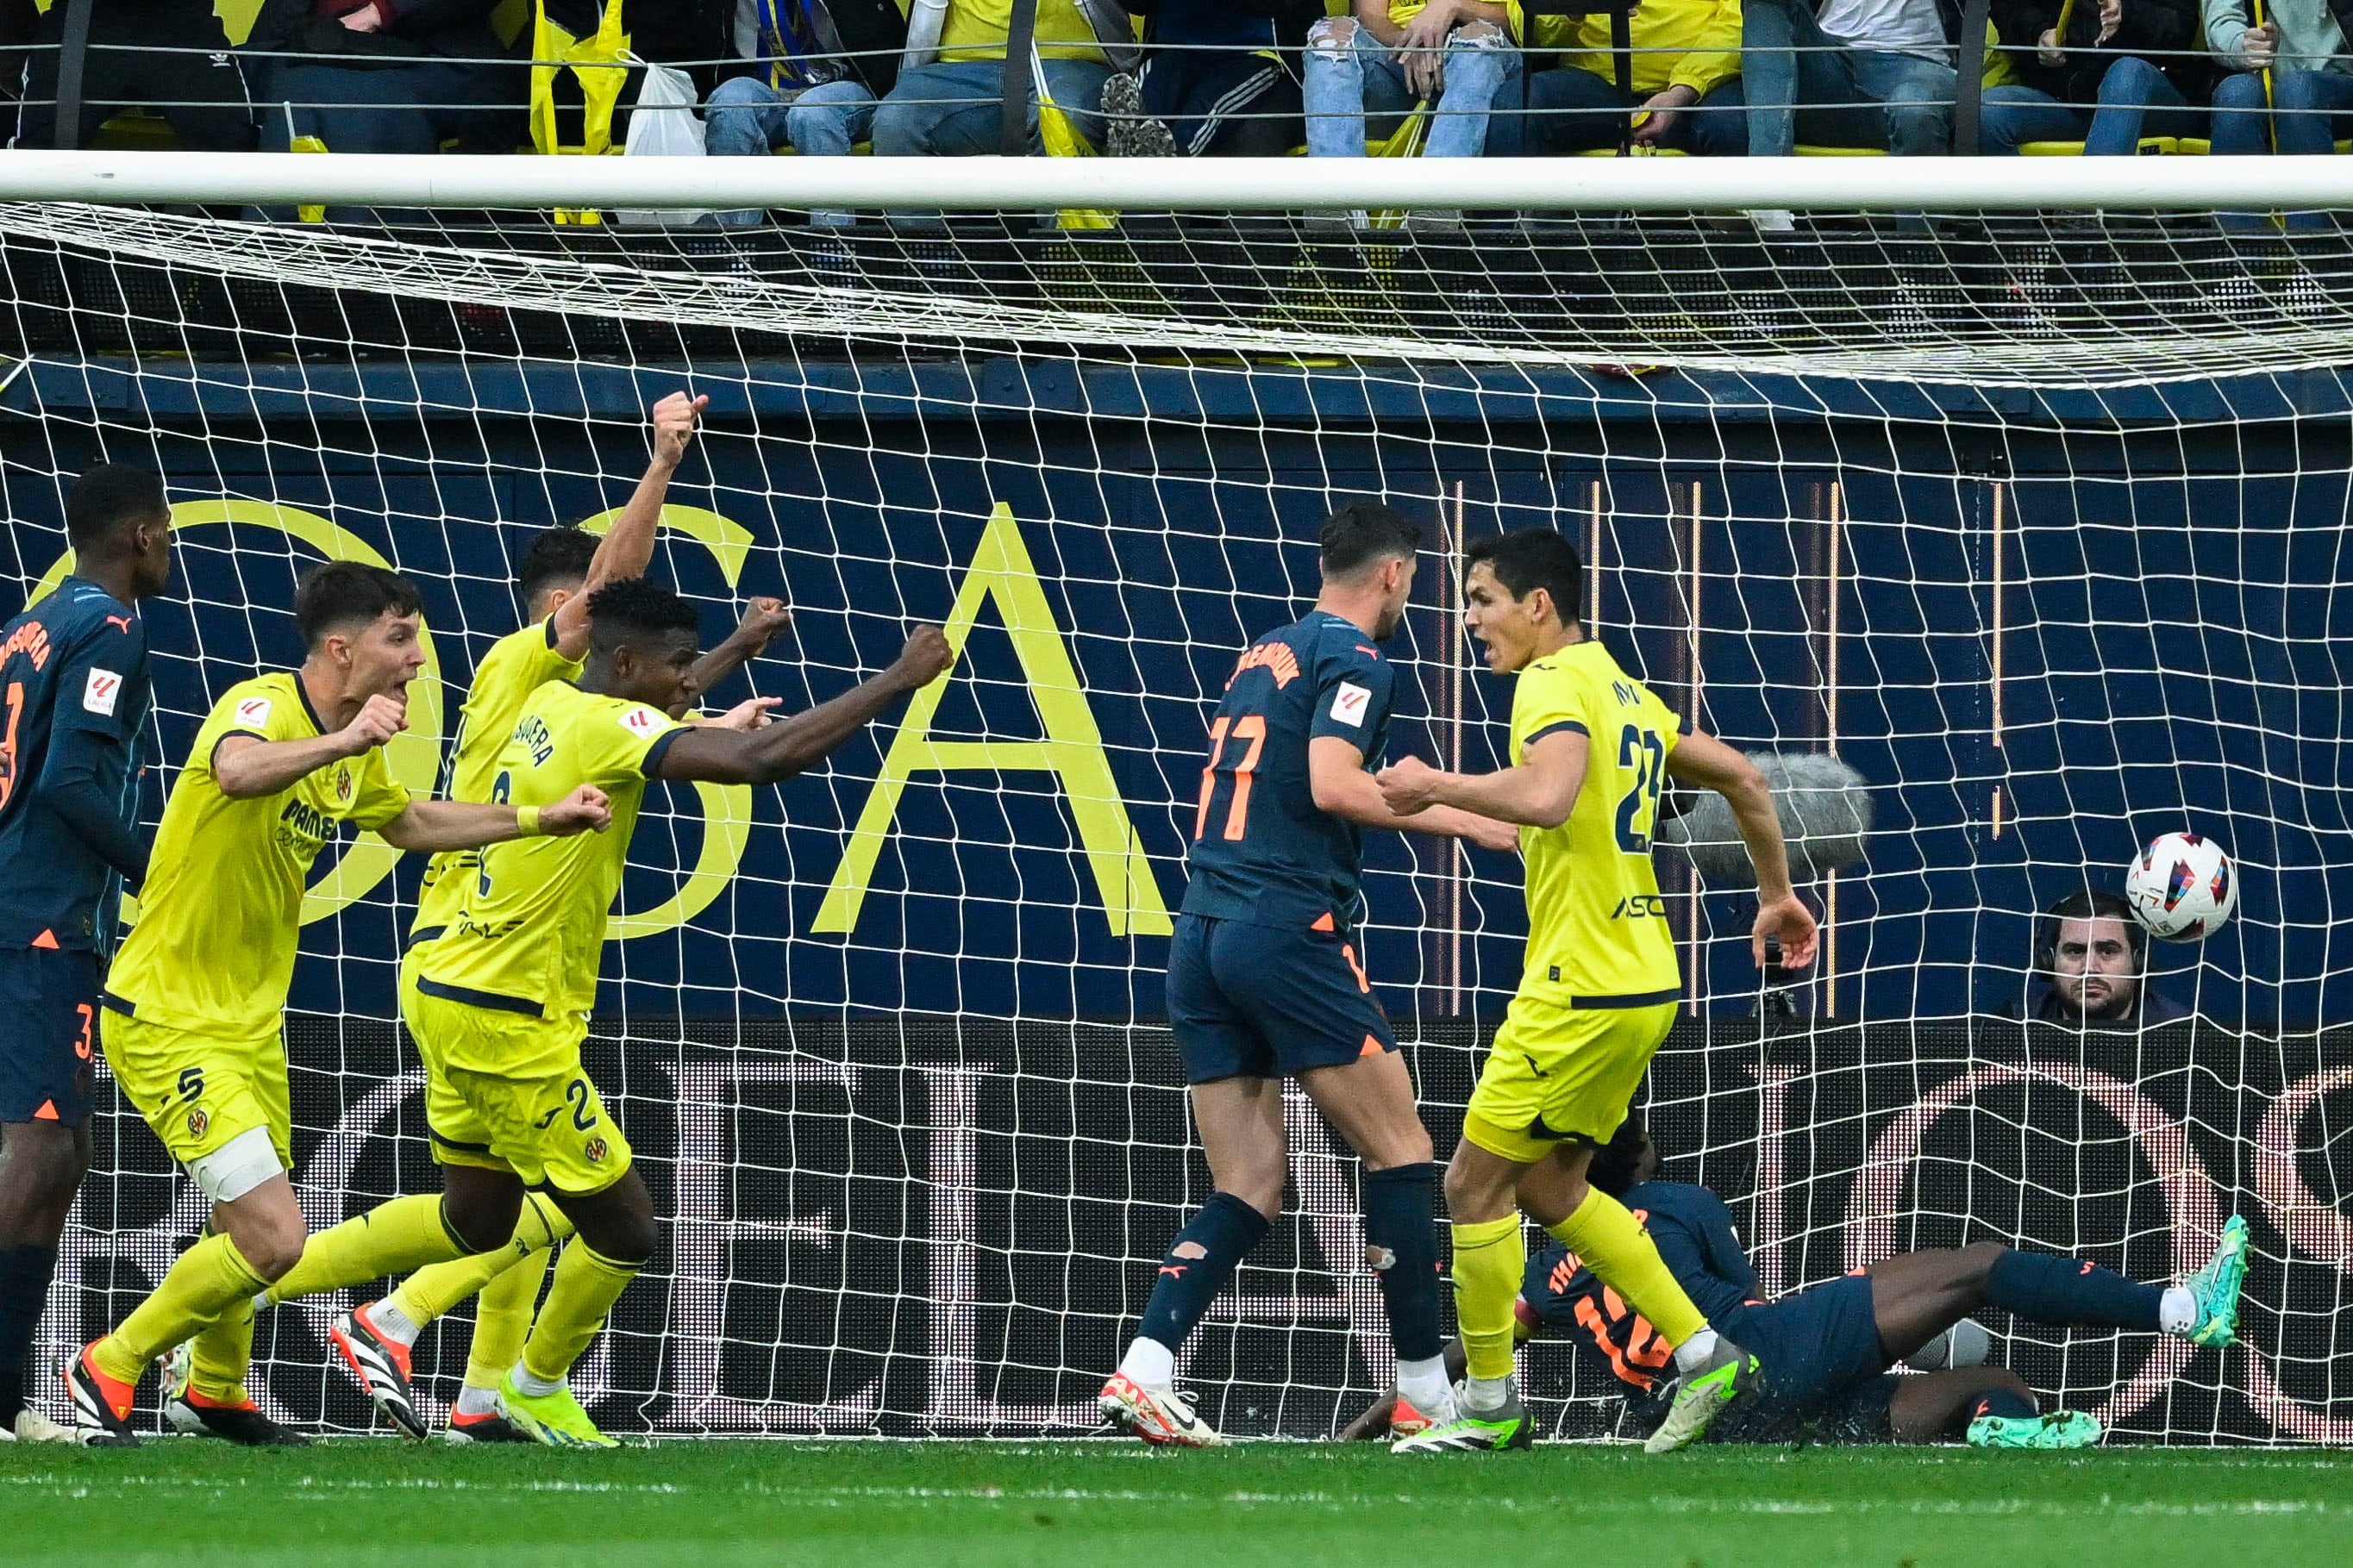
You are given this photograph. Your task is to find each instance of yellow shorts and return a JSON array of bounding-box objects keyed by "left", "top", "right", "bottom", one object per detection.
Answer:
[
  {"left": 101, "top": 1008, "right": 291, "bottom": 1170},
  {"left": 402, "top": 974, "right": 631, "bottom": 1196},
  {"left": 1461, "top": 996, "right": 1678, "bottom": 1165}
]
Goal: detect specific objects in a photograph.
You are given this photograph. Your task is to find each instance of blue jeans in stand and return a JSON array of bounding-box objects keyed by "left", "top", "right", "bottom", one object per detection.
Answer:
[
  {"left": 1302, "top": 18, "right": 1521, "bottom": 158},
  {"left": 704, "top": 75, "right": 878, "bottom": 226}
]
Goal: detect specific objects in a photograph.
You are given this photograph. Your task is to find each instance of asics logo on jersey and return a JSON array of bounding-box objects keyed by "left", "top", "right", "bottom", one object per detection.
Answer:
[
  {"left": 0, "top": 619, "right": 51, "bottom": 670},
  {"left": 1611, "top": 894, "right": 1669, "bottom": 918},
  {"left": 1226, "top": 642, "right": 1301, "bottom": 690}
]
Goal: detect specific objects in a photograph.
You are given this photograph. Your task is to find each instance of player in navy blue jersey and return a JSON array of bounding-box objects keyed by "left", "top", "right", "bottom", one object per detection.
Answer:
[
  {"left": 1101, "top": 500, "right": 1518, "bottom": 1447},
  {"left": 0, "top": 464, "right": 172, "bottom": 1444},
  {"left": 1343, "top": 1110, "right": 2251, "bottom": 1450}
]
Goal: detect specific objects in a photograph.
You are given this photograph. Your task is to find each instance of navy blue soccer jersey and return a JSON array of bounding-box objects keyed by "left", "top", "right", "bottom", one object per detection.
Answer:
[
  {"left": 1179, "top": 610, "right": 1395, "bottom": 930},
  {"left": 1523, "top": 1181, "right": 1758, "bottom": 1392},
  {"left": 0, "top": 576, "right": 152, "bottom": 952}
]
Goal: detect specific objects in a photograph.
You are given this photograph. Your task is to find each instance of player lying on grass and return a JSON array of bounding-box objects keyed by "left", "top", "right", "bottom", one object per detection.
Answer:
[
  {"left": 68, "top": 563, "right": 613, "bottom": 1446},
  {"left": 1374, "top": 527, "right": 1818, "bottom": 1455},
  {"left": 246, "top": 577, "right": 951, "bottom": 1448},
  {"left": 1341, "top": 1110, "right": 2250, "bottom": 1449},
  {"left": 239, "top": 390, "right": 786, "bottom": 1445},
  {"left": 0, "top": 465, "right": 173, "bottom": 1445},
  {"left": 1101, "top": 501, "right": 1518, "bottom": 1448}
]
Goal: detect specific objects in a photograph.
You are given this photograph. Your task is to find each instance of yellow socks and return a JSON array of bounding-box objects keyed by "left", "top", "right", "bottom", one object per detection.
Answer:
[
  {"left": 383, "top": 1196, "right": 575, "bottom": 1390},
  {"left": 1449, "top": 1215, "right": 1524, "bottom": 1384},
  {"left": 94, "top": 1232, "right": 270, "bottom": 1385},
  {"left": 187, "top": 1291, "right": 256, "bottom": 1405},
  {"left": 519, "top": 1240, "right": 641, "bottom": 1387},
  {"left": 1546, "top": 1185, "right": 1709, "bottom": 1346},
  {"left": 262, "top": 1194, "right": 469, "bottom": 1305}
]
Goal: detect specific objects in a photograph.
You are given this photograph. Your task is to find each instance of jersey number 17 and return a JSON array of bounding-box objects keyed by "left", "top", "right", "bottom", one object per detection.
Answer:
[{"left": 1192, "top": 714, "right": 1266, "bottom": 842}]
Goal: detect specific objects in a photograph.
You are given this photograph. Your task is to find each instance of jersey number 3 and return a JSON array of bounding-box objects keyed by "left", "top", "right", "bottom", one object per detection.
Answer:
[
  {"left": 1613, "top": 723, "right": 1665, "bottom": 854},
  {"left": 1192, "top": 714, "right": 1267, "bottom": 842}
]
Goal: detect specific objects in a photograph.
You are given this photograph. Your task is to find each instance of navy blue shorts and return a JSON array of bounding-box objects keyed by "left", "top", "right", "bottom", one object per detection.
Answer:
[
  {"left": 0, "top": 944, "right": 102, "bottom": 1125},
  {"left": 1166, "top": 913, "right": 1399, "bottom": 1084},
  {"left": 1712, "top": 1275, "right": 1893, "bottom": 1432}
]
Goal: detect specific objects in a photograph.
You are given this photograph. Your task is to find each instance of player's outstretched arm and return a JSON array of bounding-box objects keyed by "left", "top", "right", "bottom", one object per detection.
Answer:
[
  {"left": 1307, "top": 738, "right": 1519, "bottom": 852},
  {"left": 215, "top": 692, "right": 410, "bottom": 800},
  {"left": 680, "top": 596, "right": 792, "bottom": 709},
  {"left": 1374, "top": 729, "right": 1589, "bottom": 830},
  {"left": 655, "top": 626, "right": 954, "bottom": 787},
  {"left": 377, "top": 784, "right": 612, "bottom": 852},
  {"left": 1664, "top": 728, "right": 1819, "bottom": 967},
  {"left": 551, "top": 390, "right": 709, "bottom": 659}
]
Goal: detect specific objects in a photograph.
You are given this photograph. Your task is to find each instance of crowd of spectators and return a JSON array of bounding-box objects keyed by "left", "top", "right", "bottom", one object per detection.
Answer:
[{"left": 2, "top": 0, "right": 2350, "bottom": 207}]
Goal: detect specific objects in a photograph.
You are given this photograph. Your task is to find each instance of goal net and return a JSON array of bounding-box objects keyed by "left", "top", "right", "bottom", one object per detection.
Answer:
[{"left": 7, "top": 181, "right": 2350, "bottom": 1445}]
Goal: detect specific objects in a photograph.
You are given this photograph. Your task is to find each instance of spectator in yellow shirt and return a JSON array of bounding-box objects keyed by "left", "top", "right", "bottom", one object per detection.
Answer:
[
  {"left": 871, "top": 0, "right": 1133, "bottom": 155},
  {"left": 1518, "top": 0, "right": 1747, "bottom": 153},
  {"left": 1304, "top": 0, "right": 1523, "bottom": 158}
]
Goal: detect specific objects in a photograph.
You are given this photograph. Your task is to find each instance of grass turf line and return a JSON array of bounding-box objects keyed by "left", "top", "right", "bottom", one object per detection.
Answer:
[{"left": 2, "top": 1440, "right": 2348, "bottom": 1566}]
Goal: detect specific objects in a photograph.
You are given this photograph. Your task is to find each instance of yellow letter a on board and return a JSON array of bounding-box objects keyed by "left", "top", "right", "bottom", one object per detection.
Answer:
[{"left": 812, "top": 503, "right": 1173, "bottom": 939}]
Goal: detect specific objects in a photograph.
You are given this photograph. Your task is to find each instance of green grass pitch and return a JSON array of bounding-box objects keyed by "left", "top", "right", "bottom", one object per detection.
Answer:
[{"left": 3, "top": 1440, "right": 2349, "bottom": 1567}]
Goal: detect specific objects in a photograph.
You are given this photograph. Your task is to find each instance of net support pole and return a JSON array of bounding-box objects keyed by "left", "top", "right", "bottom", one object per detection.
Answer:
[
  {"left": 7, "top": 149, "right": 2353, "bottom": 209},
  {"left": 51, "top": 0, "right": 95, "bottom": 151},
  {"left": 999, "top": 0, "right": 1039, "bottom": 158},
  {"left": 1952, "top": 0, "right": 1992, "bottom": 154}
]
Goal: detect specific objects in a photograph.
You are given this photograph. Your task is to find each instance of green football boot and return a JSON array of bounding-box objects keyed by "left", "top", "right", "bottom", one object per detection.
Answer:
[
  {"left": 1644, "top": 1336, "right": 1762, "bottom": 1453},
  {"left": 1391, "top": 1384, "right": 1534, "bottom": 1453},
  {"left": 1968, "top": 1409, "right": 2105, "bottom": 1450},
  {"left": 498, "top": 1370, "right": 620, "bottom": 1449},
  {"left": 2184, "top": 1215, "right": 2250, "bottom": 1348}
]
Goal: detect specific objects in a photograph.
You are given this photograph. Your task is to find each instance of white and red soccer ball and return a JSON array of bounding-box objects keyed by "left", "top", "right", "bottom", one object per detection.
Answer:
[{"left": 2125, "top": 831, "right": 2237, "bottom": 942}]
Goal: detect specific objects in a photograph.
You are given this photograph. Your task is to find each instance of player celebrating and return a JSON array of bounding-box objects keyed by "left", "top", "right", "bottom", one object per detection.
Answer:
[
  {"left": 1376, "top": 528, "right": 1818, "bottom": 1454},
  {"left": 245, "top": 390, "right": 788, "bottom": 1443},
  {"left": 321, "top": 577, "right": 948, "bottom": 1448},
  {"left": 0, "top": 465, "right": 172, "bottom": 1445},
  {"left": 1100, "top": 501, "right": 1518, "bottom": 1448},
  {"left": 66, "top": 562, "right": 611, "bottom": 1446},
  {"left": 1342, "top": 1110, "right": 2251, "bottom": 1450}
]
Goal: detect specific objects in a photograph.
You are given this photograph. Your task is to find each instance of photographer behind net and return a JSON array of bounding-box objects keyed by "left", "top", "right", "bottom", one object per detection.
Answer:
[{"left": 2021, "top": 890, "right": 2191, "bottom": 1027}]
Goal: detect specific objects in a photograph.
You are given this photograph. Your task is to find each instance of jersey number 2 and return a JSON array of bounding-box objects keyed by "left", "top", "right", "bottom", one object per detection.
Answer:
[
  {"left": 1613, "top": 724, "right": 1665, "bottom": 854},
  {"left": 1192, "top": 714, "right": 1267, "bottom": 842}
]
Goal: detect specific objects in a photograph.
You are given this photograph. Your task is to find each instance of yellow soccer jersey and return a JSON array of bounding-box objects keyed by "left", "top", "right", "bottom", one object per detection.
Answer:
[
  {"left": 107, "top": 672, "right": 411, "bottom": 1040},
  {"left": 415, "top": 679, "right": 683, "bottom": 1074},
  {"left": 412, "top": 617, "right": 585, "bottom": 941},
  {"left": 1511, "top": 640, "right": 1687, "bottom": 1008}
]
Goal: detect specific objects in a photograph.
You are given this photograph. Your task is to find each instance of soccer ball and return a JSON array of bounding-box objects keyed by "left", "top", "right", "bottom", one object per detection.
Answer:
[{"left": 2125, "top": 832, "right": 2238, "bottom": 942}]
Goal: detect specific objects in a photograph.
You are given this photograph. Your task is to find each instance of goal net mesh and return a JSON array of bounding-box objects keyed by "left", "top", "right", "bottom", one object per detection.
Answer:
[{"left": 8, "top": 200, "right": 2350, "bottom": 1444}]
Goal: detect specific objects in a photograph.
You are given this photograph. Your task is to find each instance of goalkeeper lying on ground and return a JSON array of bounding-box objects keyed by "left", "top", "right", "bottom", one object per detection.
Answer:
[{"left": 1343, "top": 1111, "right": 2249, "bottom": 1448}]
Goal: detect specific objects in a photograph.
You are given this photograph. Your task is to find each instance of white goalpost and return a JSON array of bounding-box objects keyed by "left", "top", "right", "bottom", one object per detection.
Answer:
[{"left": 7, "top": 155, "right": 2351, "bottom": 1444}]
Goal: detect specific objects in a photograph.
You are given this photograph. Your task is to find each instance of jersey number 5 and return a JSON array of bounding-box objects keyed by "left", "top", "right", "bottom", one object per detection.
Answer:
[
  {"left": 1613, "top": 723, "right": 1665, "bottom": 854},
  {"left": 1192, "top": 714, "right": 1267, "bottom": 842}
]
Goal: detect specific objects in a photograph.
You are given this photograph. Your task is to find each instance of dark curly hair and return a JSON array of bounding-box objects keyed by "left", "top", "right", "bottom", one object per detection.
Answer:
[{"left": 585, "top": 575, "right": 698, "bottom": 655}]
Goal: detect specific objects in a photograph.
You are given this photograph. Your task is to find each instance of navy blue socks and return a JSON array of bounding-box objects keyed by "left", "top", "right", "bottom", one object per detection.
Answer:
[
  {"left": 1984, "top": 1247, "right": 2162, "bottom": 1332},
  {"left": 1361, "top": 1161, "right": 1443, "bottom": 1363},
  {"left": 1131, "top": 1192, "right": 1271, "bottom": 1368},
  {"left": 0, "top": 1243, "right": 60, "bottom": 1425}
]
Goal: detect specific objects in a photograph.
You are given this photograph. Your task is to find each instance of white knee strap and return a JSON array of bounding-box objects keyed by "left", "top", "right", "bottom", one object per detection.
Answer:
[{"left": 187, "top": 1126, "right": 282, "bottom": 1203}]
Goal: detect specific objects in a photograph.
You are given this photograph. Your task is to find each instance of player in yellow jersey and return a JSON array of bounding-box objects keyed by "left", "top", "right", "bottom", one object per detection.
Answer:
[
  {"left": 302, "top": 575, "right": 951, "bottom": 1447},
  {"left": 65, "top": 563, "right": 611, "bottom": 1446},
  {"left": 244, "top": 391, "right": 789, "bottom": 1443},
  {"left": 1376, "top": 528, "right": 1818, "bottom": 1456}
]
